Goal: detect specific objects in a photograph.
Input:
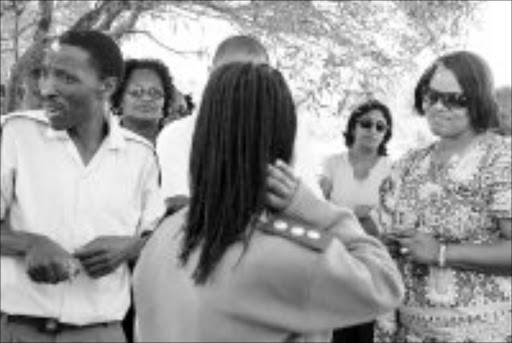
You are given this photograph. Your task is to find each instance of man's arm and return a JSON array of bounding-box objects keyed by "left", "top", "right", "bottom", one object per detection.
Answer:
[
  {"left": 73, "top": 234, "right": 149, "bottom": 278},
  {"left": 1, "top": 219, "right": 77, "bottom": 283},
  {"left": 1, "top": 219, "right": 40, "bottom": 257}
]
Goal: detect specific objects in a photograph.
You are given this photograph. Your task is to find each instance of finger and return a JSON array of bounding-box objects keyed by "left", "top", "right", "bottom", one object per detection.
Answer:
[
  {"left": 49, "top": 261, "right": 70, "bottom": 283},
  {"left": 74, "top": 246, "right": 104, "bottom": 260},
  {"left": 31, "top": 263, "right": 57, "bottom": 283},
  {"left": 56, "top": 260, "right": 76, "bottom": 282},
  {"left": 274, "top": 159, "right": 298, "bottom": 183},
  {"left": 265, "top": 193, "right": 286, "bottom": 209},
  {"left": 77, "top": 253, "right": 108, "bottom": 270},
  {"left": 85, "top": 262, "right": 114, "bottom": 278},
  {"left": 267, "top": 164, "right": 296, "bottom": 191},
  {"left": 27, "top": 265, "right": 45, "bottom": 283},
  {"left": 266, "top": 176, "right": 291, "bottom": 198}
]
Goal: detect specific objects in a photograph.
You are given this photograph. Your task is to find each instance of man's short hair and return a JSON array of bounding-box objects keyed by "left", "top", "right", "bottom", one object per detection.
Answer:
[
  {"left": 58, "top": 30, "right": 123, "bottom": 80},
  {"left": 212, "top": 35, "right": 269, "bottom": 69}
]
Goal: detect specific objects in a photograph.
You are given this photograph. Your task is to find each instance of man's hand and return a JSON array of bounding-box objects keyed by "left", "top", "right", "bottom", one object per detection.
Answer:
[
  {"left": 25, "top": 236, "right": 77, "bottom": 284},
  {"left": 74, "top": 236, "right": 141, "bottom": 279},
  {"left": 266, "top": 159, "right": 299, "bottom": 212}
]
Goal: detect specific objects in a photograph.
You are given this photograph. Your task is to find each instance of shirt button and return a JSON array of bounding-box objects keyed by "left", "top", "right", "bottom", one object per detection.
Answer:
[
  {"left": 274, "top": 220, "right": 288, "bottom": 231},
  {"left": 290, "top": 226, "right": 305, "bottom": 236},
  {"left": 306, "top": 230, "right": 321, "bottom": 240}
]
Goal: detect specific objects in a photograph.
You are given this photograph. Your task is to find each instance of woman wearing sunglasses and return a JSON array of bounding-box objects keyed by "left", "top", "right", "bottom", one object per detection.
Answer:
[
  {"left": 319, "top": 99, "right": 393, "bottom": 236},
  {"left": 376, "top": 51, "right": 511, "bottom": 342},
  {"left": 111, "top": 58, "right": 175, "bottom": 144},
  {"left": 318, "top": 99, "right": 393, "bottom": 343}
]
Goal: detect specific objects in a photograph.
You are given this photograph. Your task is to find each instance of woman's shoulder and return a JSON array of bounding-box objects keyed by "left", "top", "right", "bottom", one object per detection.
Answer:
[
  {"left": 479, "top": 132, "right": 511, "bottom": 154},
  {"left": 390, "top": 144, "right": 434, "bottom": 172},
  {"left": 322, "top": 151, "right": 349, "bottom": 168},
  {"left": 137, "top": 209, "right": 187, "bottom": 269}
]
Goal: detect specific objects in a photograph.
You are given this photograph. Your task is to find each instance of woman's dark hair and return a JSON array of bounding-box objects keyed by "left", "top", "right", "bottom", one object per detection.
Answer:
[
  {"left": 413, "top": 50, "right": 498, "bottom": 133},
  {"left": 110, "top": 58, "right": 174, "bottom": 122},
  {"left": 180, "top": 63, "right": 297, "bottom": 284},
  {"left": 343, "top": 99, "right": 393, "bottom": 156}
]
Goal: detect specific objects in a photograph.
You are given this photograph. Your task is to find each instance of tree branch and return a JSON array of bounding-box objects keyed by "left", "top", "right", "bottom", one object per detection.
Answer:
[
  {"left": 124, "top": 29, "right": 206, "bottom": 56},
  {"left": 70, "top": 0, "right": 111, "bottom": 31},
  {"left": 33, "top": 0, "right": 53, "bottom": 43},
  {"left": 95, "top": 1, "right": 128, "bottom": 31},
  {"left": 109, "top": 3, "right": 145, "bottom": 41}
]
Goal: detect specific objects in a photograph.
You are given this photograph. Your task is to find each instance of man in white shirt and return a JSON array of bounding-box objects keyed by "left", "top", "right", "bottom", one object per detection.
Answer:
[
  {"left": 157, "top": 35, "right": 322, "bottom": 214},
  {"left": 0, "top": 30, "right": 165, "bottom": 342},
  {"left": 157, "top": 35, "right": 269, "bottom": 214}
]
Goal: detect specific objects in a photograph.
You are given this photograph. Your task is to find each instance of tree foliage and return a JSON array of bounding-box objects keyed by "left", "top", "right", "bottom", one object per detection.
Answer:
[{"left": 1, "top": 0, "right": 484, "bottom": 115}]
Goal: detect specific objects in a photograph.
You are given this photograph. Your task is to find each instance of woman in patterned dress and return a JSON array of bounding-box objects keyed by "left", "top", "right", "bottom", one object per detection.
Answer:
[{"left": 375, "top": 51, "right": 511, "bottom": 342}]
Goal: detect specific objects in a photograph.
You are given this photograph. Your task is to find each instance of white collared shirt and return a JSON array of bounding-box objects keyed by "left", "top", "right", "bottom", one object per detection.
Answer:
[
  {"left": 0, "top": 110, "right": 165, "bottom": 325},
  {"left": 156, "top": 113, "right": 323, "bottom": 200}
]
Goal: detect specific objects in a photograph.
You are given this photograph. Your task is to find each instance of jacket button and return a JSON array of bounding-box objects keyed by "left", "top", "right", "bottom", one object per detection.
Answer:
[
  {"left": 291, "top": 226, "right": 305, "bottom": 236},
  {"left": 306, "top": 230, "right": 321, "bottom": 240},
  {"left": 274, "top": 220, "right": 288, "bottom": 231}
]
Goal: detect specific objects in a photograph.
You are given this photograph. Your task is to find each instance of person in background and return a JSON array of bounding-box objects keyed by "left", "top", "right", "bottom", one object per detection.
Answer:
[
  {"left": 133, "top": 62, "right": 404, "bottom": 342},
  {"left": 110, "top": 57, "right": 174, "bottom": 341},
  {"left": 111, "top": 58, "right": 174, "bottom": 144},
  {"left": 318, "top": 99, "right": 393, "bottom": 343},
  {"left": 495, "top": 85, "right": 511, "bottom": 136},
  {"left": 375, "top": 50, "right": 511, "bottom": 342},
  {"left": 319, "top": 99, "right": 393, "bottom": 237},
  {"left": 156, "top": 35, "right": 269, "bottom": 216},
  {"left": 0, "top": 30, "right": 165, "bottom": 343},
  {"left": 162, "top": 90, "right": 195, "bottom": 127}
]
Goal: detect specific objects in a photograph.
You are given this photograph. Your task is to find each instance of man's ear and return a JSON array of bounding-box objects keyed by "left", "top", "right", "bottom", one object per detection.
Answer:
[{"left": 101, "top": 77, "right": 118, "bottom": 97}]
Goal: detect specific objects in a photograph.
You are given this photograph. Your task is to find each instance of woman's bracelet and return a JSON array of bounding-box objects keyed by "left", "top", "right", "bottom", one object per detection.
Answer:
[{"left": 437, "top": 243, "right": 447, "bottom": 268}]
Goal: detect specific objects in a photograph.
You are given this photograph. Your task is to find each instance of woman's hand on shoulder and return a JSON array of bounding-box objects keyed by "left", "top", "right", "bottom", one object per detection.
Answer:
[{"left": 266, "top": 159, "right": 299, "bottom": 212}]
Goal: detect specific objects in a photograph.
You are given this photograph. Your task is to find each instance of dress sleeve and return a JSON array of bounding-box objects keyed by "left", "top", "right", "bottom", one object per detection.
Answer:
[{"left": 485, "top": 138, "right": 512, "bottom": 219}]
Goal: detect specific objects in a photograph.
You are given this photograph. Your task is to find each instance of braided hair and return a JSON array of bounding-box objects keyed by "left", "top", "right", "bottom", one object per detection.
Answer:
[{"left": 180, "top": 63, "right": 296, "bottom": 284}]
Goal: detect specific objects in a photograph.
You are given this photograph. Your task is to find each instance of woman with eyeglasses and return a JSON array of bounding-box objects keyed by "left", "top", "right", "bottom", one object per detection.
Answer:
[
  {"left": 110, "top": 58, "right": 174, "bottom": 342},
  {"left": 318, "top": 99, "right": 393, "bottom": 343},
  {"left": 111, "top": 58, "right": 174, "bottom": 144},
  {"left": 375, "top": 51, "right": 511, "bottom": 342}
]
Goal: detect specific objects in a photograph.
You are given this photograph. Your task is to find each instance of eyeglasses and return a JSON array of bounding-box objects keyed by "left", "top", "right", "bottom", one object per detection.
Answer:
[
  {"left": 357, "top": 119, "right": 388, "bottom": 133},
  {"left": 423, "top": 88, "right": 468, "bottom": 110},
  {"left": 127, "top": 88, "right": 164, "bottom": 100}
]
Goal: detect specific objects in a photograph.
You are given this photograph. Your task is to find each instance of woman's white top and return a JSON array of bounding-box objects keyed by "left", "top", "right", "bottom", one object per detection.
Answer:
[{"left": 319, "top": 152, "right": 392, "bottom": 210}]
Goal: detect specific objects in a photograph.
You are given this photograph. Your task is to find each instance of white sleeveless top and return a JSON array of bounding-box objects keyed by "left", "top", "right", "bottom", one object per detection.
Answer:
[{"left": 320, "top": 152, "right": 392, "bottom": 209}]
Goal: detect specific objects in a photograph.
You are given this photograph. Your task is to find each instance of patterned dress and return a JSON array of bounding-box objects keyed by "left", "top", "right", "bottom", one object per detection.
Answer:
[{"left": 375, "top": 132, "right": 512, "bottom": 343}]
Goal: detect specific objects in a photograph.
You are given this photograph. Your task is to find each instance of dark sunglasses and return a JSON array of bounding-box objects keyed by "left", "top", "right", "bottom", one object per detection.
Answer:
[
  {"left": 423, "top": 88, "right": 468, "bottom": 110},
  {"left": 357, "top": 119, "right": 388, "bottom": 133},
  {"left": 127, "top": 88, "right": 164, "bottom": 100}
]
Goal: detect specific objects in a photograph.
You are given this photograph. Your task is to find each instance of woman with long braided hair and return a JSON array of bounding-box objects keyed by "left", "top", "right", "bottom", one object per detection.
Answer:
[{"left": 133, "top": 62, "right": 403, "bottom": 342}]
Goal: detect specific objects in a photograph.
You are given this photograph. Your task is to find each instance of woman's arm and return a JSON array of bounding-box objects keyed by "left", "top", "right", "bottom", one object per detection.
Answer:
[
  {"left": 395, "top": 218, "right": 511, "bottom": 276},
  {"left": 445, "top": 218, "right": 511, "bottom": 275}
]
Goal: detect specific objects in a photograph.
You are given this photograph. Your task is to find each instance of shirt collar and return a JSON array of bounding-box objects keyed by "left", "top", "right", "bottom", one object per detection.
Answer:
[{"left": 45, "top": 112, "right": 126, "bottom": 151}]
